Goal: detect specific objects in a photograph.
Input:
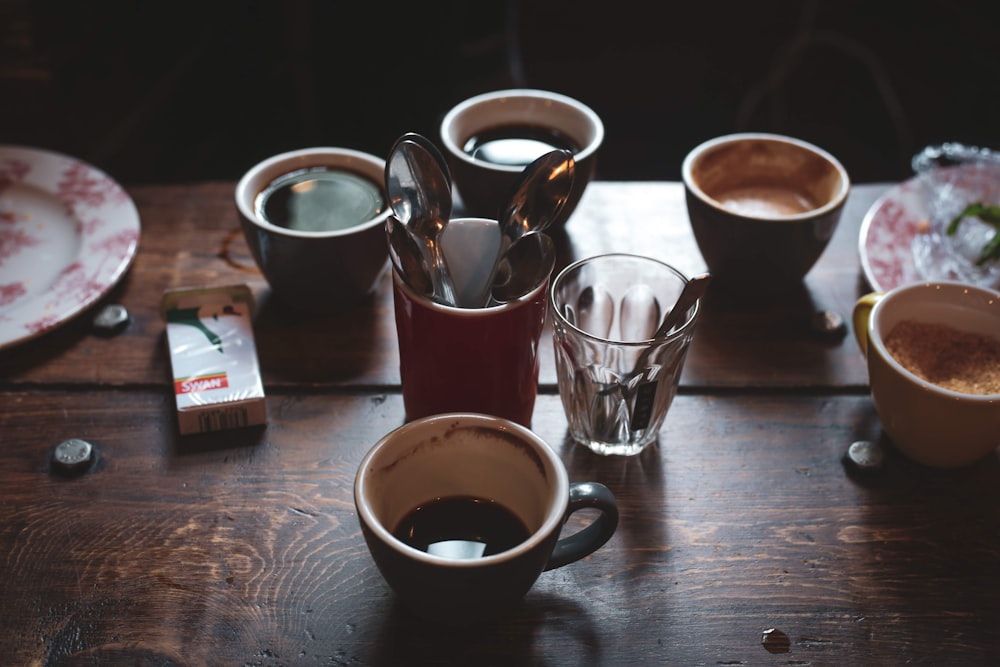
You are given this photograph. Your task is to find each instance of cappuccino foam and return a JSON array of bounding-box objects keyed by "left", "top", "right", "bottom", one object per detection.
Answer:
[{"left": 716, "top": 185, "right": 819, "bottom": 217}]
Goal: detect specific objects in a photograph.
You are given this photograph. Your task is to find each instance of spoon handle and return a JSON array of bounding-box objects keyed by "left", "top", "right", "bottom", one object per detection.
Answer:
[
  {"left": 423, "top": 233, "right": 458, "bottom": 306},
  {"left": 627, "top": 272, "right": 710, "bottom": 391},
  {"left": 386, "top": 216, "right": 434, "bottom": 298},
  {"left": 652, "top": 273, "right": 711, "bottom": 340}
]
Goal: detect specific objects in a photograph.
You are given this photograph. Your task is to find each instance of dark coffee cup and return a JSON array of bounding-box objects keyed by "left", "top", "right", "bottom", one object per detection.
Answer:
[
  {"left": 439, "top": 89, "right": 603, "bottom": 226},
  {"left": 354, "top": 412, "right": 618, "bottom": 624},
  {"left": 682, "top": 133, "right": 849, "bottom": 288},
  {"left": 235, "top": 147, "right": 391, "bottom": 313}
]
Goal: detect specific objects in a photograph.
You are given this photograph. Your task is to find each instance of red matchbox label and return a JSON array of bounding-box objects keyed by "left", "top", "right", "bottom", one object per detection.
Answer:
[{"left": 174, "top": 372, "right": 230, "bottom": 396}]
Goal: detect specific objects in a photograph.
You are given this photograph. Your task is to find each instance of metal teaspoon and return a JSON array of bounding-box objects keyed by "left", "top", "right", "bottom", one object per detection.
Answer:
[
  {"left": 650, "top": 272, "right": 711, "bottom": 339},
  {"left": 396, "top": 132, "right": 452, "bottom": 186},
  {"left": 497, "top": 149, "right": 575, "bottom": 249},
  {"left": 490, "top": 232, "right": 556, "bottom": 304},
  {"left": 626, "top": 272, "right": 711, "bottom": 382},
  {"left": 386, "top": 215, "right": 434, "bottom": 298},
  {"left": 474, "top": 150, "right": 576, "bottom": 307},
  {"left": 385, "top": 135, "right": 457, "bottom": 305}
]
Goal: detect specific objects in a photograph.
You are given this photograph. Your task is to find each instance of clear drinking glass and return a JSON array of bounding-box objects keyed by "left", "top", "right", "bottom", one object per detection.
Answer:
[{"left": 550, "top": 254, "right": 701, "bottom": 455}]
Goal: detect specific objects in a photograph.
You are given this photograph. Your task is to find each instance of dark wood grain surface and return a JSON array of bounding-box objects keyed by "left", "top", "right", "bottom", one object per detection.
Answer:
[
  {"left": 2, "top": 182, "right": 870, "bottom": 389},
  {"left": 2, "top": 182, "right": 998, "bottom": 666}
]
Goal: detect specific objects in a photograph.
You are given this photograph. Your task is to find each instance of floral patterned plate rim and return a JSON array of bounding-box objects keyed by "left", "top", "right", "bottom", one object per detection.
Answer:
[
  {"left": 0, "top": 145, "right": 140, "bottom": 350},
  {"left": 858, "top": 176, "right": 925, "bottom": 293}
]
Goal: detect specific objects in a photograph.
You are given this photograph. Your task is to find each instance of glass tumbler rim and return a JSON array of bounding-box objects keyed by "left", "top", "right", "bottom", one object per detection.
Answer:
[{"left": 550, "top": 252, "right": 700, "bottom": 345}]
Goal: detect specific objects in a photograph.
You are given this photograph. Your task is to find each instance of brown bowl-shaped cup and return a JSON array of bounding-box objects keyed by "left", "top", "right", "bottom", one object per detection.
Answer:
[
  {"left": 439, "top": 88, "right": 603, "bottom": 226},
  {"left": 682, "top": 133, "right": 849, "bottom": 287},
  {"left": 235, "top": 147, "right": 391, "bottom": 313}
]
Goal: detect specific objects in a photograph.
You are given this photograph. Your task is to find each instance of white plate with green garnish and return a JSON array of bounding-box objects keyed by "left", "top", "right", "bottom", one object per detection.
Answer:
[{"left": 861, "top": 146, "right": 1000, "bottom": 292}]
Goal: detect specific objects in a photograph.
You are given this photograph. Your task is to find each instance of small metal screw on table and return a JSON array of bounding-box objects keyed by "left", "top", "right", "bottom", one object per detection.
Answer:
[
  {"left": 93, "top": 304, "right": 130, "bottom": 334},
  {"left": 51, "top": 438, "right": 96, "bottom": 476}
]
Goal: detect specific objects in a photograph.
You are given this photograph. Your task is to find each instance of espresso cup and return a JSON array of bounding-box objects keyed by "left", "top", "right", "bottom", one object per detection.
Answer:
[
  {"left": 439, "top": 88, "right": 603, "bottom": 225},
  {"left": 235, "top": 147, "right": 391, "bottom": 313},
  {"left": 853, "top": 280, "right": 1000, "bottom": 468},
  {"left": 354, "top": 412, "right": 619, "bottom": 624},
  {"left": 682, "top": 133, "right": 849, "bottom": 288}
]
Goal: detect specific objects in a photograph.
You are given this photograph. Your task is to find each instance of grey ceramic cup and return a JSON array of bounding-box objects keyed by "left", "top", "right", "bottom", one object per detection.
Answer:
[
  {"left": 354, "top": 412, "right": 618, "bottom": 624},
  {"left": 439, "top": 88, "right": 603, "bottom": 226},
  {"left": 682, "top": 133, "right": 849, "bottom": 288},
  {"left": 235, "top": 147, "right": 391, "bottom": 313}
]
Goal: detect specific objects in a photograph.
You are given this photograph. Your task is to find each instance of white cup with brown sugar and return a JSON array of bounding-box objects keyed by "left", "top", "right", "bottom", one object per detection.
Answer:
[{"left": 853, "top": 281, "right": 1000, "bottom": 468}]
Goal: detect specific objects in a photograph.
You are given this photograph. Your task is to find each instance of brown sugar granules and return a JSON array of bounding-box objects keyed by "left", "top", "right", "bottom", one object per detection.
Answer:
[{"left": 884, "top": 320, "right": 1000, "bottom": 395}]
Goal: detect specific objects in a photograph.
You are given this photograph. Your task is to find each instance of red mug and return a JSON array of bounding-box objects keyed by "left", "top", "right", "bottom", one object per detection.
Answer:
[{"left": 391, "top": 268, "right": 548, "bottom": 427}]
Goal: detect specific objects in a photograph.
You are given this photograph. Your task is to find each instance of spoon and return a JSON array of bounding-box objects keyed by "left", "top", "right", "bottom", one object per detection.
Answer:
[
  {"left": 498, "top": 149, "right": 575, "bottom": 248},
  {"left": 600, "top": 272, "right": 711, "bottom": 434},
  {"left": 626, "top": 272, "right": 711, "bottom": 383},
  {"left": 474, "top": 150, "right": 576, "bottom": 307},
  {"left": 396, "top": 132, "right": 451, "bottom": 186},
  {"left": 650, "top": 272, "right": 712, "bottom": 339},
  {"left": 490, "top": 232, "right": 556, "bottom": 304},
  {"left": 385, "top": 136, "right": 456, "bottom": 305},
  {"left": 386, "top": 215, "right": 434, "bottom": 298}
]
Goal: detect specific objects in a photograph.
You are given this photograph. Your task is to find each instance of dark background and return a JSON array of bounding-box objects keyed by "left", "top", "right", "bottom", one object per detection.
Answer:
[{"left": 3, "top": 0, "right": 999, "bottom": 186}]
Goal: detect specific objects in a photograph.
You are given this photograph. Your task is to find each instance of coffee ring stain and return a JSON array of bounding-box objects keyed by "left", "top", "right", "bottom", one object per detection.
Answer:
[{"left": 218, "top": 227, "right": 261, "bottom": 274}]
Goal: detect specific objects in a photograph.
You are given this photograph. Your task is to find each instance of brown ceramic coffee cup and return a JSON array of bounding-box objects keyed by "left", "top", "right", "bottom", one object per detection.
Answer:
[
  {"left": 235, "top": 147, "right": 391, "bottom": 313},
  {"left": 439, "top": 89, "right": 603, "bottom": 226},
  {"left": 682, "top": 133, "right": 849, "bottom": 287},
  {"left": 354, "top": 413, "right": 618, "bottom": 624}
]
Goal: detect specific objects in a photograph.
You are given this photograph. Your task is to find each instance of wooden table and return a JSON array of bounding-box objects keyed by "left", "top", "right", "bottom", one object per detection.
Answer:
[{"left": 2, "top": 181, "right": 998, "bottom": 666}]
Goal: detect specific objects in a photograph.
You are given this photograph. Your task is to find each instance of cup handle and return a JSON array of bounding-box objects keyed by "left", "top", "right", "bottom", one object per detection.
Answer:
[
  {"left": 544, "top": 482, "right": 619, "bottom": 571},
  {"left": 852, "top": 292, "right": 884, "bottom": 356}
]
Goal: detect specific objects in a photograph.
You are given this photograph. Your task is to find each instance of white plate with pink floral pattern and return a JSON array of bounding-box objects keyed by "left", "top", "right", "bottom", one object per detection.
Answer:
[
  {"left": 0, "top": 145, "right": 140, "bottom": 350},
  {"left": 860, "top": 167, "right": 1000, "bottom": 293},
  {"left": 859, "top": 177, "right": 926, "bottom": 292}
]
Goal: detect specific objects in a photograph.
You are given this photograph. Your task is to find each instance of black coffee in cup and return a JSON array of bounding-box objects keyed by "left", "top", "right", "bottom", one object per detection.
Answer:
[
  {"left": 393, "top": 495, "right": 530, "bottom": 559},
  {"left": 255, "top": 167, "right": 385, "bottom": 232},
  {"left": 462, "top": 124, "right": 580, "bottom": 167}
]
